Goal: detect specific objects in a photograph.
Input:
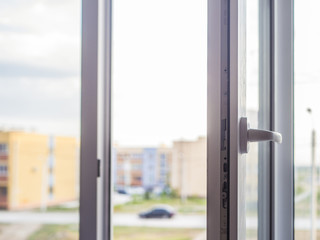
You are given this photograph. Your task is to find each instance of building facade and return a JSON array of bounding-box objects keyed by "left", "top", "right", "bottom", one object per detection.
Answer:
[
  {"left": 0, "top": 131, "right": 78, "bottom": 210},
  {"left": 114, "top": 139, "right": 207, "bottom": 197},
  {"left": 113, "top": 147, "right": 172, "bottom": 192},
  {"left": 171, "top": 137, "right": 207, "bottom": 197}
]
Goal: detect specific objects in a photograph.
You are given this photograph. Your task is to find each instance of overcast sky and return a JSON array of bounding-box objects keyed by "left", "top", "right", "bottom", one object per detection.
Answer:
[
  {"left": 112, "top": 0, "right": 207, "bottom": 146},
  {"left": 0, "top": 0, "right": 320, "bottom": 165},
  {"left": 0, "top": 0, "right": 81, "bottom": 136}
]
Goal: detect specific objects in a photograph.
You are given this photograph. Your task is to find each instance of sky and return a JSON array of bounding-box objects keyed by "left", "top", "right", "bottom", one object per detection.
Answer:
[
  {"left": 112, "top": 0, "right": 207, "bottom": 146},
  {"left": 0, "top": 0, "right": 320, "bottom": 164},
  {"left": 0, "top": 0, "right": 81, "bottom": 136},
  {"left": 293, "top": 0, "right": 320, "bottom": 166},
  {"left": 0, "top": 0, "right": 207, "bottom": 147}
]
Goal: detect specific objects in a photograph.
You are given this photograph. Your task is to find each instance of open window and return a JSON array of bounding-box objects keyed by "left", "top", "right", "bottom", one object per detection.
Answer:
[{"left": 81, "top": 0, "right": 294, "bottom": 239}]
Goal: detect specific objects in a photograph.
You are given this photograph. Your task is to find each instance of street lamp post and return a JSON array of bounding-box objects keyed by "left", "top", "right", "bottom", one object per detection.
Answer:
[{"left": 307, "top": 108, "right": 317, "bottom": 240}]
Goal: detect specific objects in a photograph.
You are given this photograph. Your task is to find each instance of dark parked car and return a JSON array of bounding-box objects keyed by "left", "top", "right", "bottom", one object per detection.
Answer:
[
  {"left": 138, "top": 205, "right": 175, "bottom": 219},
  {"left": 117, "top": 189, "right": 128, "bottom": 195}
]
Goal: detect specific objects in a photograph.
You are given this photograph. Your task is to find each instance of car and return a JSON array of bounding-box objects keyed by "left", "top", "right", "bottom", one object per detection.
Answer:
[
  {"left": 138, "top": 205, "right": 175, "bottom": 219},
  {"left": 117, "top": 189, "right": 128, "bottom": 195}
]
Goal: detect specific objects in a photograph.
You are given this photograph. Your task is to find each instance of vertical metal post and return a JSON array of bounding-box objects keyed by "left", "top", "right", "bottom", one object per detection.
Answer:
[
  {"left": 311, "top": 129, "right": 317, "bottom": 240},
  {"left": 41, "top": 157, "right": 48, "bottom": 212}
]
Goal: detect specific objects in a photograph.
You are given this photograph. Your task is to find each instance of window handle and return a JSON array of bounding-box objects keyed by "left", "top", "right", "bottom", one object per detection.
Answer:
[{"left": 240, "top": 117, "right": 282, "bottom": 154}]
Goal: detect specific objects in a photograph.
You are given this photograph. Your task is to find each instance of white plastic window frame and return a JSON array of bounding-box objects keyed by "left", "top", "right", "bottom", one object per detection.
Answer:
[
  {"left": 207, "top": 0, "right": 243, "bottom": 238},
  {"left": 208, "top": 0, "right": 294, "bottom": 239},
  {"left": 260, "top": 0, "right": 295, "bottom": 239},
  {"left": 273, "top": 0, "right": 294, "bottom": 239}
]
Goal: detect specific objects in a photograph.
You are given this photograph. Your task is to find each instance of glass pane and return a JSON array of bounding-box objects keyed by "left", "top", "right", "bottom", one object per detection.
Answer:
[
  {"left": 294, "top": 1, "right": 320, "bottom": 239},
  {"left": 246, "top": 0, "right": 259, "bottom": 239},
  {"left": 0, "top": 1, "right": 80, "bottom": 239},
  {"left": 112, "top": 0, "right": 207, "bottom": 239}
]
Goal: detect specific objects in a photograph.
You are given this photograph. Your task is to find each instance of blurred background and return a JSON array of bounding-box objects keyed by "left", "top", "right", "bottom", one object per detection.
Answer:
[{"left": 0, "top": 0, "right": 319, "bottom": 240}]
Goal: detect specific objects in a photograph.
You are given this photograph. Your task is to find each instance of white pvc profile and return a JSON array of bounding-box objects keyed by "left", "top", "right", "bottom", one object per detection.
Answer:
[
  {"left": 207, "top": 0, "right": 246, "bottom": 238},
  {"left": 273, "top": 0, "right": 294, "bottom": 239},
  {"left": 207, "top": 0, "right": 222, "bottom": 238},
  {"left": 97, "top": 0, "right": 112, "bottom": 239},
  {"left": 229, "top": 0, "right": 247, "bottom": 238},
  {"left": 258, "top": 0, "right": 272, "bottom": 239}
]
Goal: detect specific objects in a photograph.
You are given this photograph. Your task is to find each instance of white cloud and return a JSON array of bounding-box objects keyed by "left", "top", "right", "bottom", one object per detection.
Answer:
[
  {"left": 0, "top": 0, "right": 81, "bottom": 72},
  {"left": 0, "top": 0, "right": 81, "bottom": 137}
]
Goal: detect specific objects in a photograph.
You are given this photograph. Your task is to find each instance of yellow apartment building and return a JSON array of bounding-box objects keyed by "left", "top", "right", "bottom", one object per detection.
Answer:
[
  {"left": 170, "top": 133, "right": 258, "bottom": 199},
  {"left": 0, "top": 131, "right": 78, "bottom": 210},
  {"left": 171, "top": 137, "right": 207, "bottom": 198}
]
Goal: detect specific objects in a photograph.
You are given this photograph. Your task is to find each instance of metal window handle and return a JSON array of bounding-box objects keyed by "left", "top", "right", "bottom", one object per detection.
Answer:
[{"left": 240, "top": 117, "right": 282, "bottom": 154}]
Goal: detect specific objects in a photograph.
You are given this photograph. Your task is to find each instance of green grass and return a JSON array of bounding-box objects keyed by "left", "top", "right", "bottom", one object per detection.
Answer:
[
  {"left": 44, "top": 205, "right": 78, "bottom": 212},
  {"left": 27, "top": 225, "right": 204, "bottom": 240},
  {"left": 28, "top": 224, "right": 79, "bottom": 240},
  {"left": 114, "top": 226, "right": 204, "bottom": 240},
  {"left": 114, "top": 196, "right": 206, "bottom": 215},
  {"left": 31, "top": 196, "right": 206, "bottom": 215},
  {"left": 32, "top": 204, "right": 79, "bottom": 213}
]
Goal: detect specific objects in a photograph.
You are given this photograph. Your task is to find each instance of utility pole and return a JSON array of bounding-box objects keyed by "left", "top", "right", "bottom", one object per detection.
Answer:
[
  {"left": 311, "top": 129, "right": 317, "bottom": 240},
  {"left": 308, "top": 108, "right": 317, "bottom": 240},
  {"left": 179, "top": 141, "right": 187, "bottom": 203},
  {"left": 41, "top": 156, "right": 48, "bottom": 212}
]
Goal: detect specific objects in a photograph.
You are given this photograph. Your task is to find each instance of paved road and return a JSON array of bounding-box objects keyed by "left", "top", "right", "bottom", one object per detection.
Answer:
[
  {"left": 0, "top": 211, "right": 318, "bottom": 230},
  {"left": 0, "top": 212, "right": 205, "bottom": 228},
  {"left": 0, "top": 211, "right": 79, "bottom": 224},
  {"left": 113, "top": 214, "right": 206, "bottom": 229}
]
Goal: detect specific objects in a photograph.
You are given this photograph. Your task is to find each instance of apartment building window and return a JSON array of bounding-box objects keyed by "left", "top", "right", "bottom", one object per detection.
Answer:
[
  {"left": 0, "top": 187, "right": 7, "bottom": 196},
  {"left": 0, "top": 144, "right": 8, "bottom": 155},
  {"left": 116, "top": 163, "right": 123, "bottom": 170},
  {"left": 160, "top": 159, "right": 166, "bottom": 167},
  {"left": 132, "top": 154, "right": 141, "bottom": 159},
  {"left": 0, "top": 166, "right": 7, "bottom": 176},
  {"left": 134, "top": 177, "right": 141, "bottom": 182},
  {"left": 117, "top": 176, "right": 125, "bottom": 182},
  {"left": 132, "top": 164, "right": 141, "bottom": 170}
]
